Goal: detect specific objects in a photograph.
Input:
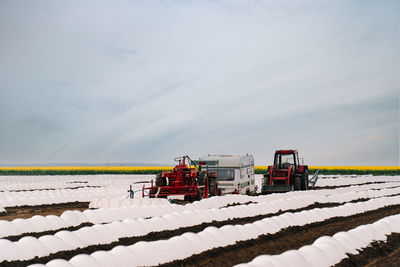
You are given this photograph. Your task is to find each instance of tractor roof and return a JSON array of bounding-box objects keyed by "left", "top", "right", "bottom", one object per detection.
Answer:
[{"left": 275, "top": 149, "right": 298, "bottom": 154}]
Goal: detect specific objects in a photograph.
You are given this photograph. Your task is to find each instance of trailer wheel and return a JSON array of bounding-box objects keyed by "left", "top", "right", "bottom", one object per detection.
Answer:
[
  {"left": 197, "top": 188, "right": 204, "bottom": 200},
  {"left": 301, "top": 170, "right": 309, "bottom": 190},
  {"left": 208, "top": 172, "right": 217, "bottom": 178},
  {"left": 263, "top": 174, "right": 270, "bottom": 186},
  {"left": 245, "top": 188, "right": 250, "bottom": 195},
  {"left": 209, "top": 178, "right": 217, "bottom": 197},
  {"left": 198, "top": 171, "right": 206, "bottom": 185},
  {"left": 294, "top": 176, "right": 301, "bottom": 191}
]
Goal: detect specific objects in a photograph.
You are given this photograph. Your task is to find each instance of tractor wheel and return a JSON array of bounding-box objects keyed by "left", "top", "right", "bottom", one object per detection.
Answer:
[
  {"left": 209, "top": 178, "right": 217, "bottom": 197},
  {"left": 263, "top": 174, "right": 270, "bottom": 186},
  {"left": 184, "top": 195, "right": 195, "bottom": 202},
  {"left": 155, "top": 172, "right": 163, "bottom": 186},
  {"left": 199, "top": 188, "right": 205, "bottom": 200},
  {"left": 208, "top": 171, "right": 217, "bottom": 179},
  {"left": 149, "top": 187, "right": 158, "bottom": 198},
  {"left": 198, "top": 171, "right": 206, "bottom": 185},
  {"left": 301, "top": 170, "right": 309, "bottom": 190},
  {"left": 294, "top": 176, "right": 301, "bottom": 191}
]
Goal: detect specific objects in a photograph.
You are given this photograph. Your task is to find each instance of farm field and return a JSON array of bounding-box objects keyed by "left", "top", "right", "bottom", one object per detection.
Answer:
[{"left": 1, "top": 174, "right": 400, "bottom": 266}]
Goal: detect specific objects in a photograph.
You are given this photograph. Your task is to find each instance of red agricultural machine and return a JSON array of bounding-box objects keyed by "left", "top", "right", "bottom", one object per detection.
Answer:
[
  {"left": 262, "top": 149, "right": 317, "bottom": 193},
  {"left": 142, "top": 156, "right": 219, "bottom": 201}
]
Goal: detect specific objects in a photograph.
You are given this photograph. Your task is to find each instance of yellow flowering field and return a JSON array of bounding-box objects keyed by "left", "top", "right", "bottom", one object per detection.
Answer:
[
  {"left": 0, "top": 166, "right": 173, "bottom": 175},
  {"left": 255, "top": 166, "right": 400, "bottom": 175},
  {"left": 310, "top": 166, "right": 400, "bottom": 170},
  {"left": 0, "top": 166, "right": 173, "bottom": 171},
  {"left": 0, "top": 166, "right": 399, "bottom": 175}
]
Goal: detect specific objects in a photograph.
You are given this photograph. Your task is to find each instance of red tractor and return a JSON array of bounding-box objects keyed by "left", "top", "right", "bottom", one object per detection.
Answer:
[
  {"left": 262, "top": 149, "right": 309, "bottom": 193},
  {"left": 142, "top": 156, "right": 219, "bottom": 201}
]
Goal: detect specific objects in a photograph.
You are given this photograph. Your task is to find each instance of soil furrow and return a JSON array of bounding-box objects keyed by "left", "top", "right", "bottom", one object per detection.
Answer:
[
  {"left": 313, "top": 181, "right": 397, "bottom": 190},
  {"left": 335, "top": 233, "right": 400, "bottom": 267},
  {"left": 4, "top": 222, "right": 94, "bottom": 242},
  {"left": 0, "top": 185, "right": 102, "bottom": 193},
  {"left": 3, "top": 193, "right": 399, "bottom": 240},
  {"left": 160, "top": 205, "right": 400, "bottom": 267},
  {"left": 0, "top": 202, "right": 90, "bottom": 221},
  {"left": 0, "top": 202, "right": 343, "bottom": 266},
  {"left": 1, "top": 197, "right": 376, "bottom": 241},
  {"left": 1, "top": 198, "right": 393, "bottom": 266}
]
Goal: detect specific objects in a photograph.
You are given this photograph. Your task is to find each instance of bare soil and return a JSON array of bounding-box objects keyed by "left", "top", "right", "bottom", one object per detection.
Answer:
[
  {"left": 2, "top": 202, "right": 400, "bottom": 266},
  {"left": 161, "top": 205, "right": 400, "bottom": 267},
  {"left": 0, "top": 185, "right": 102, "bottom": 193},
  {"left": 0, "top": 202, "right": 341, "bottom": 266},
  {"left": 312, "top": 181, "right": 397, "bottom": 190},
  {"left": 4, "top": 222, "right": 94, "bottom": 242},
  {"left": 0, "top": 202, "right": 90, "bottom": 221},
  {"left": 336, "top": 233, "right": 400, "bottom": 267}
]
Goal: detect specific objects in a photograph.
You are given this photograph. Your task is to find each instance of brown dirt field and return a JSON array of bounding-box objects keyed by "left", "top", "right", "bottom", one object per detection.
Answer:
[
  {"left": 0, "top": 185, "right": 101, "bottom": 193},
  {"left": 2, "top": 202, "right": 399, "bottom": 266},
  {"left": 312, "top": 181, "right": 398, "bottom": 190},
  {"left": 4, "top": 222, "right": 94, "bottom": 242},
  {"left": 336, "top": 233, "right": 400, "bottom": 267},
  {"left": 1, "top": 202, "right": 339, "bottom": 266},
  {"left": 223, "top": 201, "right": 256, "bottom": 208},
  {"left": 161, "top": 205, "right": 400, "bottom": 267},
  {"left": 0, "top": 202, "right": 90, "bottom": 221}
]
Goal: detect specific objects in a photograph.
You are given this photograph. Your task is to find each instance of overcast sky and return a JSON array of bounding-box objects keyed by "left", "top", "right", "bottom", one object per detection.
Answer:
[{"left": 0, "top": 0, "right": 399, "bottom": 166}]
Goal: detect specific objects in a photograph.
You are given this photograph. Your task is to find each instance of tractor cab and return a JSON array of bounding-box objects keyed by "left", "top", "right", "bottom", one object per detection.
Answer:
[{"left": 274, "top": 150, "right": 299, "bottom": 170}]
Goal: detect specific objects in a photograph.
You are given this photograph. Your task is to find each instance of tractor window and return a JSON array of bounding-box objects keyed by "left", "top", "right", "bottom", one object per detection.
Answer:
[
  {"left": 209, "top": 169, "right": 235, "bottom": 181},
  {"left": 281, "top": 154, "right": 294, "bottom": 164},
  {"left": 276, "top": 154, "right": 295, "bottom": 169}
]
